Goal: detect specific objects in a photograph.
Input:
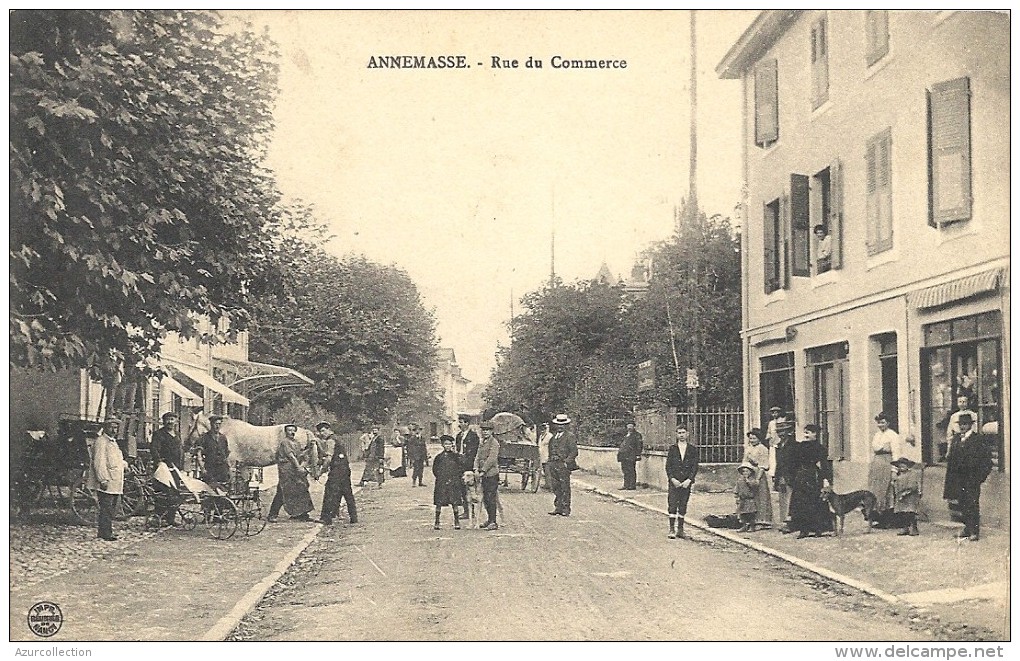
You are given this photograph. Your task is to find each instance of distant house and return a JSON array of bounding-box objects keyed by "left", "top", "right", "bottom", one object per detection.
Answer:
[
  {"left": 435, "top": 347, "right": 471, "bottom": 434},
  {"left": 717, "top": 11, "right": 1009, "bottom": 492}
]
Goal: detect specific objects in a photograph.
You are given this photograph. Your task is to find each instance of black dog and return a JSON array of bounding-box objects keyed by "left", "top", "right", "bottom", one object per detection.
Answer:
[{"left": 822, "top": 489, "right": 878, "bottom": 535}]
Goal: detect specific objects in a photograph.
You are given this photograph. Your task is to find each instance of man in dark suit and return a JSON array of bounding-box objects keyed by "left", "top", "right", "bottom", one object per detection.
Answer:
[
  {"left": 150, "top": 412, "right": 184, "bottom": 526},
  {"left": 665, "top": 426, "right": 699, "bottom": 539},
  {"left": 943, "top": 414, "right": 992, "bottom": 541},
  {"left": 617, "top": 420, "right": 643, "bottom": 490},
  {"left": 455, "top": 415, "right": 479, "bottom": 517},
  {"left": 547, "top": 413, "right": 579, "bottom": 516},
  {"left": 407, "top": 423, "right": 428, "bottom": 487}
]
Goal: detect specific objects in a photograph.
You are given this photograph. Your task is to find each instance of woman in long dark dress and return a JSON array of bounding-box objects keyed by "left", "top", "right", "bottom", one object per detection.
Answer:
[
  {"left": 432, "top": 435, "right": 465, "bottom": 530},
  {"left": 788, "top": 424, "right": 833, "bottom": 538}
]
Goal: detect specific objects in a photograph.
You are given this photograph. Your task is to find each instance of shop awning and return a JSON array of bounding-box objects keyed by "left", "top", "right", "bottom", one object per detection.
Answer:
[
  {"left": 912, "top": 268, "right": 1004, "bottom": 310},
  {"left": 173, "top": 364, "right": 250, "bottom": 407},
  {"left": 160, "top": 375, "right": 203, "bottom": 407},
  {"left": 214, "top": 357, "right": 313, "bottom": 400}
]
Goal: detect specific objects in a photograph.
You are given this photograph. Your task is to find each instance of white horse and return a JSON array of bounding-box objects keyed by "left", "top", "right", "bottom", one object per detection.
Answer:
[{"left": 187, "top": 411, "right": 319, "bottom": 469}]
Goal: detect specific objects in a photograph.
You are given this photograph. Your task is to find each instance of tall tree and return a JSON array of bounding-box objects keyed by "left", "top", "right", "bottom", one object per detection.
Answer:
[
  {"left": 248, "top": 250, "right": 440, "bottom": 427},
  {"left": 627, "top": 205, "right": 742, "bottom": 408},
  {"left": 485, "top": 280, "right": 636, "bottom": 430},
  {"left": 486, "top": 202, "right": 742, "bottom": 439},
  {"left": 10, "top": 10, "right": 284, "bottom": 376}
]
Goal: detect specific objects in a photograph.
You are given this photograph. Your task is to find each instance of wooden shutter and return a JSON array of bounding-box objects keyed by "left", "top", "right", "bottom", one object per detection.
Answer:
[
  {"left": 811, "top": 16, "right": 829, "bottom": 108},
  {"left": 754, "top": 59, "right": 779, "bottom": 147},
  {"left": 763, "top": 201, "right": 777, "bottom": 294},
  {"left": 828, "top": 360, "right": 848, "bottom": 461},
  {"left": 866, "top": 129, "right": 893, "bottom": 254},
  {"left": 781, "top": 193, "right": 791, "bottom": 289},
  {"left": 928, "top": 77, "right": 972, "bottom": 226},
  {"left": 790, "top": 174, "right": 810, "bottom": 276},
  {"left": 804, "top": 364, "right": 818, "bottom": 433},
  {"left": 865, "top": 10, "right": 890, "bottom": 66},
  {"left": 829, "top": 159, "right": 844, "bottom": 269}
]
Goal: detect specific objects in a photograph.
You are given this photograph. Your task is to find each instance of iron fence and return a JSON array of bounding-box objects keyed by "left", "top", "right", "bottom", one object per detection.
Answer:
[{"left": 677, "top": 407, "right": 745, "bottom": 464}]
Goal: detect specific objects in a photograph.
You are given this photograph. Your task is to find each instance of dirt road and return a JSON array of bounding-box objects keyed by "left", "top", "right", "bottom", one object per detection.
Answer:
[{"left": 230, "top": 477, "right": 940, "bottom": 641}]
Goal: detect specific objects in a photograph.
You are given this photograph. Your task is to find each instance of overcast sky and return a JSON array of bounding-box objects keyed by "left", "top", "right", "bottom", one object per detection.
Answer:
[{"left": 241, "top": 10, "right": 755, "bottom": 384}]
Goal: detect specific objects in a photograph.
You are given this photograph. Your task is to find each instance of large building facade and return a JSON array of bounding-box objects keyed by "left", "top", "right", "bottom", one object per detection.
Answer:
[{"left": 718, "top": 11, "right": 1009, "bottom": 495}]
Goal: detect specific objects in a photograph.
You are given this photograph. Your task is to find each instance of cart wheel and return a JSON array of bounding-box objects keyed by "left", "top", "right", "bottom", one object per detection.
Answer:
[
  {"left": 117, "top": 473, "right": 147, "bottom": 520},
  {"left": 144, "top": 513, "right": 162, "bottom": 532},
  {"left": 70, "top": 475, "right": 98, "bottom": 525},
  {"left": 237, "top": 498, "right": 267, "bottom": 537},
  {"left": 529, "top": 464, "right": 541, "bottom": 493},
  {"left": 206, "top": 497, "right": 238, "bottom": 540},
  {"left": 13, "top": 478, "right": 43, "bottom": 518},
  {"left": 181, "top": 510, "right": 198, "bottom": 530}
]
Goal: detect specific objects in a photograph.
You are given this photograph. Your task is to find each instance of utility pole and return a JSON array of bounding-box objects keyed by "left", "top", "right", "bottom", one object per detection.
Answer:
[
  {"left": 550, "top": 230, "right": 556, "bottom": 287},
  {"left": 687, "top": 9, "right": 700, "bottom": 414}
]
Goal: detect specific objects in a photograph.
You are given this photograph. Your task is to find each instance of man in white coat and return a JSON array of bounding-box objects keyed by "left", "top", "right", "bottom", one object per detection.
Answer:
[{"left": 87, "top": 418, "right": 129, "bottom": 541}]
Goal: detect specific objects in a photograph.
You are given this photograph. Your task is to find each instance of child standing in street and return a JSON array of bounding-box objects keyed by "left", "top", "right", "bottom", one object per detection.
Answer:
[
  {"left": 735, "top": 463, "right": 759, "bottom": 532},
  {"left": 892, "top": 457, "right": 922, "bottom": 536},
  {"left": 432, "top": 435, "right": 465, "bottom": 530}
]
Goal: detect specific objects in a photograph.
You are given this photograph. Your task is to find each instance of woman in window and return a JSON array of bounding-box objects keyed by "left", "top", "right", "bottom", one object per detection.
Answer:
[{"left": 813, "top": 224, "right": 832, "bottom": 273}]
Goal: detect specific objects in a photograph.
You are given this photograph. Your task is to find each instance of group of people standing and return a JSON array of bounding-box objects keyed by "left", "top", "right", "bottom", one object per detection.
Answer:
[{"left": 732, "top": 402, "right": 992, "bottom": 541}]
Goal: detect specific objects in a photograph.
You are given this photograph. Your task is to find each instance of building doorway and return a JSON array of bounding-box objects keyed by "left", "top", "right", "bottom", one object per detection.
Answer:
[{"left": 759, "top": 352, "right": 795, "bottom": 432}]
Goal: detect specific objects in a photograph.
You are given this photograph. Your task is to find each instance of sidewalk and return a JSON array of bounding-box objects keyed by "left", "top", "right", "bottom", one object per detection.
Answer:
[
  {"left": 573, "top": 471, "right": 1010, "bottom": 640},
  {"left": 9, "top": 478, "right": 350, "bottom": 642}
]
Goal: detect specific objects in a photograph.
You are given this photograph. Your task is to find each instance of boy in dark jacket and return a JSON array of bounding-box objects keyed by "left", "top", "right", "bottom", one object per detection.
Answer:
[
  {"left": 319, "top": 423, "right": 357, "bottom": 525},
  {"left": 432, "top": 435, "right": 465, "bottom": 530},
  {"left": 665, "top": 426, "right": 699, "bottom": 539}
]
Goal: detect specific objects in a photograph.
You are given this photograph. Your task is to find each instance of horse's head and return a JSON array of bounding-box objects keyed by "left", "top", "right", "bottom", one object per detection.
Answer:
[{"left": 186, "top": 410, "right": 212, "bottom": 445}]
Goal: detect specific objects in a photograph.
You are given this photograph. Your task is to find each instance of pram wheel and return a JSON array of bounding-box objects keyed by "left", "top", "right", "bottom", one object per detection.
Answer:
[
  {"left": 205, "top": 496, "right": 238, "bottom": 540},
  {"left": 237, "top": 497, "right": 267, "bottom": 537},
  {"left": 180, "top": 510, "right": 198, "bottom": 530},
  {"left": 144, "top": 513, "right": 163, "bottom": 532}
]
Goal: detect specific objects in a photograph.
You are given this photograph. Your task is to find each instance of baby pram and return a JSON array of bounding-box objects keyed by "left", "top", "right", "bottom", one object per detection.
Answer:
[{"left": 144, "top": 463, "right": 265, "bottom": 539}]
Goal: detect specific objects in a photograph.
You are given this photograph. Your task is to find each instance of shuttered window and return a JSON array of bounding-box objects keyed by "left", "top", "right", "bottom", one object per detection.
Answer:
[
  {"left": 790, "top": 174, "right": 811, "bottom": 276},
  {"left": 928, "top": 77, "right": 972, "bottom": 227},
  {"left": 754, "top": 59, "right": 779, "bottom": 148},
  {"left": 865, "top": 10, "right": 890, "bottom": 66},
  {"left": 866, "top": 128, "right": 893, "bottom": 254},
  {"left": 810, "top": 15, "right": 829, "bottom": 109}
]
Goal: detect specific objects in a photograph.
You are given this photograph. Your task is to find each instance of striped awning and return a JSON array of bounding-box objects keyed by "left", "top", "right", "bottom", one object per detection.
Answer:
[
  {"left": 160, "top": 375, "right": 203, "bottom": 407},
  {"left": 912, "top": 268, "right": 1004, "bottom": 310},
  {"left": 173, "top": 364, "right": 250, "bottom": 407}
]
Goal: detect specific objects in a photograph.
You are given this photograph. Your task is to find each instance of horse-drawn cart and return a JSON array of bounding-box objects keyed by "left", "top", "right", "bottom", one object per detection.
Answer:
[
  {"left": 11, "top": 416, "right": 146, "bottom": 524},
  {"left": 492, "top": 412, "right": 541, "bottom": 493}
]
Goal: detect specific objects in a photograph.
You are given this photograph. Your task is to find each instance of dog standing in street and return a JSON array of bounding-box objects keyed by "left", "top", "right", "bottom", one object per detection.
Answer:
[{"left": 822, "top": 489, "right": 878, "bottom": 535}]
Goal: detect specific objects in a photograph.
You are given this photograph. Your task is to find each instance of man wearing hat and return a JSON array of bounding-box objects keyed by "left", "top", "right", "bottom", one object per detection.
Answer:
[
  {"left": 473, "top": 421, "right": 501, "bottom": 530},
  {"left": 268, "top": 423, "right": 314, "bottom": 522},
  {"left": 455, "top": 416, "right": 480, "bottom": 516},
  {"left": 196, "top": 415, "right": 231, "bottom": 487},
  {"left": 407, "top": 423, "right": 428, "bottom": 487},
  {"left": 547, "top": 414, "right": 578, "bottom": 516},
  {"left": 87, "top": 419, "right": 129, "bottom": 541},
  {"left": 617, "top": 419, "right": 643, "bottom": 490},
  {"left": 943, "top": 413, "right": 992, "bottom": 541},
  {"left": 150, "top": 412, "right": 185, "bottom": 526}
]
